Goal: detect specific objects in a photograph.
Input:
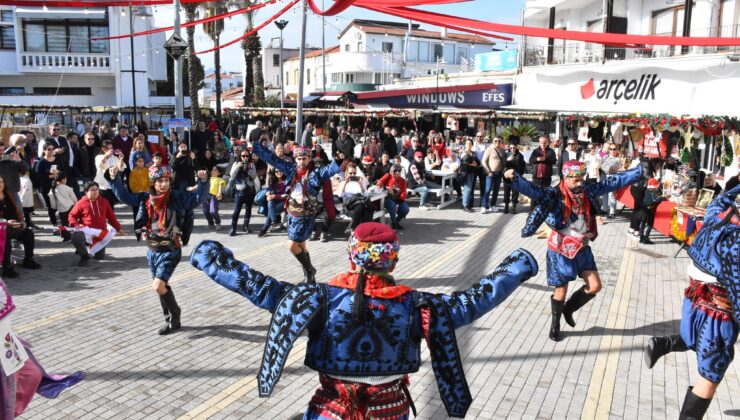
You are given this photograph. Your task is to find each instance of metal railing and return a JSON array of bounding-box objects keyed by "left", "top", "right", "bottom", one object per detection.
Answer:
[
  {"left": 522, "top": 24, "right": 740, "bottom": 67},
  {"left": 19, "top": 52, "right": 111, "bottom": 72}
]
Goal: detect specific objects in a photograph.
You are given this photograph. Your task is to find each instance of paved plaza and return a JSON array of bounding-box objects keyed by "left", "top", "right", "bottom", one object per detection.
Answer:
[{"left": 7, "top": 198, "right": 740, "bottom": 419}]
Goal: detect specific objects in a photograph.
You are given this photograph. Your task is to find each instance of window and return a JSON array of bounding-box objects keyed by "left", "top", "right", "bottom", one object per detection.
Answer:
[
  {"left": 34, "top": 87, "right": 92, "bottom": 95},
  {"left": 443, "top": 43, "right": 455, "bottom": 63},
  {"left": 356, "top": 42, "right": 363, "bottom": 52},
  {"left": 0, "top": 87, "right": 24, "bottom": 95},
  {"left": 651, "top": 6, "right": 686, "bottom": 55},
  {"left": 418, "top": 41, "right": 429, "bottom": 62},
  {"left": 22, "top": 19, "right": 109, "bottom": 54},
  {"left": 433, "top": 43, "right": 443, "bottom": 61},
  {"left": 407, "top": 40, "right": 418, "bottom": 61},
  {"left": 0, "top": 10, "right": 14, "bottom": 50},
  {"left": 456, "top": 46, "right": 469, "bottom": 63},
  {"left": 718, "top": 0, "right": 738, "bottom": 38},
  {"left": 344, "top": 44, "right": 350, "bottom": 52},
  {"left": 293, "top": 69, "right": 298, "bottom": 84},
  {"left": 382, "top": 42, "right": 393, "bottom": 53},
  {"left": 285, "top": 71, "right": 289, "bottom": 84},
  {"left": 272, "top": 54, "right": 280, "bottom": 67},
  {"left": 306, "top": 69, "right": 311, "bottom": 85}
]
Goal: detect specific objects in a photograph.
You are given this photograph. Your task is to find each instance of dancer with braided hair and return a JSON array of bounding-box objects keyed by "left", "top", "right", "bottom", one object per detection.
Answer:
[
  {"left": 505, "top": 160, "right": 643, "bottom": 341},
  {"left": 107, "top": 164, "right": 208, "bottom": 335},
  {"left": 190, "top": 222, "right": 539, "bottom": 418},
  {"left": 252, "top": 140, "right": 344, "bottom": 283}
]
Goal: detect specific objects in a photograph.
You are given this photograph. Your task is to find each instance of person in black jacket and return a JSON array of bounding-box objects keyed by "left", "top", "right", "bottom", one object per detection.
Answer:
[
  {"left": 172, "top": 142, "right": 197, "bottom": 245},
  {"left": 77, "top": 132, "right": 100, "bottom": 184},
  {"left": 380, "top": 126, "right": 398, "bottom": 159},
  {"left": 503, "top": 143, "right": 526, "bottom": 214},
  {"left": 331, "top": 128, "right": 355, "bottom": 163},
  {"left": 529, "top": 136, "right": 557, "bottom": 188}
]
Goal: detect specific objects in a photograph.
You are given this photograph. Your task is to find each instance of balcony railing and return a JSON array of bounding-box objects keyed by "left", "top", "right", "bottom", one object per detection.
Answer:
[
  {"left": 19, "top": 52, "right": 111, "bottom": 72},
  {"left": 523, "top": 24, "right": 740, "bottom": 67}
]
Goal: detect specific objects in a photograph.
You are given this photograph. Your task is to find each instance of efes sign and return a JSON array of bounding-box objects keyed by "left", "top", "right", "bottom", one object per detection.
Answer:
[
  {"left": 359, "top": 84, "right": 513, "bottom": 109},
  {"left": 580, "top": 74, "right": 662, "bottom": 105}
]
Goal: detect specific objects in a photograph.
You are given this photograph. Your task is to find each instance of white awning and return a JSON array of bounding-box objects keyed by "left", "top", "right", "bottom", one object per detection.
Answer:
[
  {"left": 320, "top": 95, "right": 342, "bottom": 101},
  {"left": 15, "top": 7, "right": 107, "bottom": 20}
]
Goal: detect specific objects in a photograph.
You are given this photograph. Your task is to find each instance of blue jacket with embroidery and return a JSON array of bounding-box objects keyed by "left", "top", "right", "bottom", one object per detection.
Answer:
[
  {"left": 190, "top": 241, "right": 538, "bottom": 418},
  {"left": 253, "top": 141, "right": 339, "bottom": 199},
  {"left": 511, "top": 166, "right": 642, "bottom": 237}
]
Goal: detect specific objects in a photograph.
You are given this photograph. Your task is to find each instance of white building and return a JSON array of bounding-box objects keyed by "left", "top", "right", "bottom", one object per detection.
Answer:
[
  {"left": 0, "top": 5, "right": 170, "bottom": 109},
  {"left": 198, "top": 71, "right": 243, "bottom": 107},
  {"left": 260, "top": 37, "right": 299, "bottom": 98},
  {"left": 281, "top": 19, "right": 496, "bottom": 98}
]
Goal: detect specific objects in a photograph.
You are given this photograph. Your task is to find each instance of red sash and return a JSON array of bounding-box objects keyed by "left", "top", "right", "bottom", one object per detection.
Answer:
[{"left": 547, "top": 229, "right": 587, "bottom": 259}]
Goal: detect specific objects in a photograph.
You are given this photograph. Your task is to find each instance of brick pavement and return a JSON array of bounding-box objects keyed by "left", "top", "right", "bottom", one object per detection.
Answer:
[{"left": 7, "top": 196, "right": 740, "bottom": 419}]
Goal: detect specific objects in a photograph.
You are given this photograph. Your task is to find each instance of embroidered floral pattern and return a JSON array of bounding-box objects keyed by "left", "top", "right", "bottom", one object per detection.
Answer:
[
  {"left": 0, "top": 280, "right": 14, "bottom": 321},
  {"left": 347, "top": 236, "right": 400, "bottom": 271}
]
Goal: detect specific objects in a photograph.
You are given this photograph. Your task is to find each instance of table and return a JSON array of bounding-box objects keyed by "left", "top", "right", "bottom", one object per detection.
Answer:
[
  {"left": 615, "top": 187, "right": 675, "bottom": 238},
  {"left": 428, "top": 170, "right": 456, "bottom": 210},
  {"left": 369, "top": 191, "right": 388, "bottom": 224}
]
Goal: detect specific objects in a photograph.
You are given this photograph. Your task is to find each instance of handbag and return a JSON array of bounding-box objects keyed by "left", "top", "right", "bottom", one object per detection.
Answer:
[{"left": 254, "top": 188, "right": 268, "bottom": 207}]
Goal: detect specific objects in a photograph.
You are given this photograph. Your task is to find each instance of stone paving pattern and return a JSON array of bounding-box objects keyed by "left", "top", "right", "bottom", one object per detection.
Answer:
[{"left": 7, "top": 193, "right": 740, "bottom": 419}]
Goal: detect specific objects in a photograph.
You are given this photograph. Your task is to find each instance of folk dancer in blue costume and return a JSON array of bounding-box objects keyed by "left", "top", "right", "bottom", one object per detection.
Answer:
[
  {"left": 107, "top": 164, "right": 208, "bottom": 335},
  {"left": 190, "top": 222, "right": 539, "bottom": 419},
  {"left": 252, "top": 139, "right": 344, "bottom": 283},
  {"left": 645, "top": 184, "right": 740, "bottom": 420},
  {"left": 504, "top": 160, "right": 643, "bottom": 341}
]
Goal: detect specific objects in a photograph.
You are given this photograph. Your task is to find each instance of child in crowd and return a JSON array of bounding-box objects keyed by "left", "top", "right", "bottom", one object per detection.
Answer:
[
  {"left": 129, "top": 155, "right": 150, "bottom": 194},
  {"left": 151, "top": 151, "right": 164, "bottom": 168},
  {"left": 639, "top": 178, "right": 664, "bottom": 245},
  {"left": 204, "top": 166, "right": 226, "bottom": 230},
  {"left": 19, "top": 168, "right": 37, "bottom": 229},
  {"left": 258, "top": 168, "right": 287, "bottom": 237},
  {"left": 48, "top": 171, "right": 77, "bottom": 242}
]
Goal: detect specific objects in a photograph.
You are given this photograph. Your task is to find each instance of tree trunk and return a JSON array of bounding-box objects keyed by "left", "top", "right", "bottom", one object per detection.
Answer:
[
  {"left": 243, "top": 45, "right": 254, "bottom": 105},
  {"left": 252, "top": 54, "right": 264, "bottom": 103},
  {"left": 215, "top": 35, "right": 222, "bottom": 119},
  {"left": 184, "top": 5, "right": 201, "bottom": 121}
]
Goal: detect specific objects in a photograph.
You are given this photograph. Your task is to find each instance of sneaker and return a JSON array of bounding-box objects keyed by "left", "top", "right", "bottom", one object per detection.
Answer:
[
  {"left": 490, "top": 207, "right": 498, "bottom": 213},
  {"left": 462, "top": 207, "right": 473, "bottom": 213},
  {"left": 208, "top": 224, "right": 216, "bottom": 230},
  {"left": 481, "top": 208, "right": 489, "bottom": 214},
  {"left": 77, "top": 255, "right": 90, "bottom": 267},
  {"left": 320, "top": 232, "right": 329, "bottom": 242},
  {"left": 215, "top": 224, "right": 222, "bottom": 231},
  {"left": 608, "top": 214, "right": 615, "bottom": 219},
  {"left": 418, "top": 205, "right": 429, "bottom": 211},
  {"left": 642, "top": 237, "right": 655, "bottom": 245},
  {"left": 628, "top": 228, "right": 635, "bottom": 235},
  {"left": 258, "top": 230, "right": 267, "bottom": 238}
]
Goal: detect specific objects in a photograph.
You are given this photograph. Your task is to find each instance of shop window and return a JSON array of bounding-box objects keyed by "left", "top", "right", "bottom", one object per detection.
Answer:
[
  {"left": 418, "top": 41, "right": 429, "bottom": 62},
  {"left": 443, "top": 43, "right": 455, "bottom": 64},
  {"left": 433, "top": 43, "right": 443, "bottom": 61},
  {"left": 407, "top": 40, "right": 418, "bottom": 61},
  {"left": 273, "top": 54, "right": 280, "bottom": 67},
  {"left": 0, "top": 10, "right": 14, "bottom": 50},
  {"left": 382, "top": 42, "right": 393, "bottom": 53},
  {"left": 0, "top": 87, "right": 24, "bottom": 95},
  {"left": 34, "top": 87, "right": 91, "bottom": 95}
]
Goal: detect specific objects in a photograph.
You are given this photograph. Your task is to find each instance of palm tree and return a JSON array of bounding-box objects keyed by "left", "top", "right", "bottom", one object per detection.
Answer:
[
  {"left": 183, "top": 4, "right": 201, "bottom": 121},
  {"left": 203, "top": 2, "right": 227, "bottom": 119},
  {"left": 231, "top": 0, "right": 265, "bottom": 106}
]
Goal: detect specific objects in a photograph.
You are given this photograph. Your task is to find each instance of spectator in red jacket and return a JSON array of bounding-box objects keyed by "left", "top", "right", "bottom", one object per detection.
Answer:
[
  {"left": 377, "top": 164, "right": 409, "bottom": 230},
  {"left": 68, "top": 181, "right": 125, "bottom": 266}
]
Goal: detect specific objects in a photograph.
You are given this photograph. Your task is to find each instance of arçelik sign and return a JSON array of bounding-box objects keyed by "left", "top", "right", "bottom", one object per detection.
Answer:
[{"left": 580, "top": 74, "right": 662, "bottom": 105}]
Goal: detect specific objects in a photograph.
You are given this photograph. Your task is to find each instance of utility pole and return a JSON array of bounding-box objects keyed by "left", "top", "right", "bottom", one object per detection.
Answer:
[
  {"left": 296, "top": 0, "right": 308, "bottom": 145},
  {"left": 129, "top": 4, "right": 137, "bottom": 127},
  {"left": 275, "top": 20, "right": 288, "bottom": 110},
  {"left": 321, "top": 0, "right": 326, "bottom": 93},
  {"left": 173, "top": 0, "right": 184, "bottom": 122}
]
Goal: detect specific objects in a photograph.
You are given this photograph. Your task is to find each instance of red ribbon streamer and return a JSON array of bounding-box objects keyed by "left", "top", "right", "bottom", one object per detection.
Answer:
[
  {"left": 92, "top": 1, "right": 273, "bottom": 40},
  {"left": 194, "top": 0, "right": 299, "bottom": 55},
  {"left": 370, "top": 5, "right": 740, "bottom": 46},
  {"left": 3, "top": 0, "right": 212, "bottom": 6}
]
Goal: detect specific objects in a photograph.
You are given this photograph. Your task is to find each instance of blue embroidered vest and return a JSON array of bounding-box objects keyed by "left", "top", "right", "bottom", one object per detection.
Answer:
[{"left": 304, "top": 287, "right": 422, "bottom": 375}]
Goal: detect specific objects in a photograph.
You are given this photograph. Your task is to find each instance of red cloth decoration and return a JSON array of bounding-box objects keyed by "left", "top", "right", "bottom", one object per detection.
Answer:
[
  {"left": 329, "top": 272, "right": 411, "bottom": 299},
  {"left": 353, "top": 222, "right": 399, "bottom": 244}
]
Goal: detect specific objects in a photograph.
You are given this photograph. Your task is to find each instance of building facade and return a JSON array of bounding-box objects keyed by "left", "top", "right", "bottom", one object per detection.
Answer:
[
  {"left": 198, "top": 71, "right": 243, "bottom": 108},
  {"left": 280, "top": 19, "right": 497, "bottom": 98},
  {"left": 0, "top": 5, "right": 168, "bottom": 108}
]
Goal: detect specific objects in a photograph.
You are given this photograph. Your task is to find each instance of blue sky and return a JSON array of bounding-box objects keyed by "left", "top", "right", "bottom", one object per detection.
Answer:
[{"left": 153, "top": 0, "right": 525, "bottom": 72}]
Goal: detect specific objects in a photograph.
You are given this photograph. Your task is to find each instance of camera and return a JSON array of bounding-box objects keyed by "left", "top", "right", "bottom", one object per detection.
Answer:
[{"left": 349, "top": 176, "right": 360, "bottom": 182}]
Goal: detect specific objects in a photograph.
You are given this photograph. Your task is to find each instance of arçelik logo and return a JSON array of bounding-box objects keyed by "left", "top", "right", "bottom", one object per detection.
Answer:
[{"left": 580, "top": 74, "right": 661, "bottom": 104}]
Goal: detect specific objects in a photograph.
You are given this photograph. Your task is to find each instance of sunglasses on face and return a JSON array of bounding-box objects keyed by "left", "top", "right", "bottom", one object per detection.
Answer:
[
  {"left": 609, "top": 148, "right": 618, "bottom": 151},
  {"left": 241, "top": 154, "right": 249, "bottom": 158},
  {"left": 568, "top": 143, "right": 577, "bottom": 146},
  {"left": 52, "top": 129, "right": 60, "bottom": 132}
]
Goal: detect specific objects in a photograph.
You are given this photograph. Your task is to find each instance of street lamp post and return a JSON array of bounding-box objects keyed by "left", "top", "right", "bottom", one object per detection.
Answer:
[
  {"left": 275, "top": 20, "right": 288, "bottom": 110},
  {"left": 129, "top": 5, "right": 137, "bottom": 127},
  {"left": 296, "top": 0, "right": 308, "bottom": 145}
]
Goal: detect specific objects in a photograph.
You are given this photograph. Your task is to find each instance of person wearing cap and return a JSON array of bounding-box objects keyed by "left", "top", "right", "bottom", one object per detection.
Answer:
[
  {"left": 107, "top": 164, "right": 208, "bottom": 335},
  {"left": 361, "top": 154, "right": 382, "bottom": 184},
  {"left": 645, "top": 184, "right": 740, "bottom": 419},
  {"left": 407, "top": 151, "right": 431, "bottom": 210},
  {"left": 253, "top": 139, "right": 345, "bottom": 283},
  {"left": 505, "top": 160, "right": 642, "bottom": 341},
  {"left": 190, "top": 222, "right": 539, "bottom": 419},
  {"left": 377, "top": 164, "right": 409, "bottom": 230}
]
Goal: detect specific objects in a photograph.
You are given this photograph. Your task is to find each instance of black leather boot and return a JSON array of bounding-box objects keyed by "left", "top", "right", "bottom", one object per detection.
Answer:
[
  {"left": 294, "top": 251, "right": 317, "bottom": 284},
  {"left": 158, "top": 286, "right": 181, "bottom": 335},
  {"left": 511, "top": 204, "right": 517, "bottom": 214},
  {"left": 550, "top": 297, "right": 564, "bottom": 342},
  {"left": 504, "top": 203, "right": 509, "bottom": 214},
  {"left": 563, "top": 286, "right": 596, "bottom": 327},
  {"left": 229, "top": 223, "right": 237, "bottom": 237},
  {"left": 644, "top": 334, "right": 688, "bottom": 369},
  {"left": 679, "top": 386, "right": 712, "bottom": 420}
]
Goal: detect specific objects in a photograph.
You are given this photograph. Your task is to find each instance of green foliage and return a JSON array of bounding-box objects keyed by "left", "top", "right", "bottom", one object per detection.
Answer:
[
  {"left": 720, "top": 135, "right": 734, "bottom": 167},
  {"left": 502, "top": 124, "right": 538, "bottom": 141}
]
